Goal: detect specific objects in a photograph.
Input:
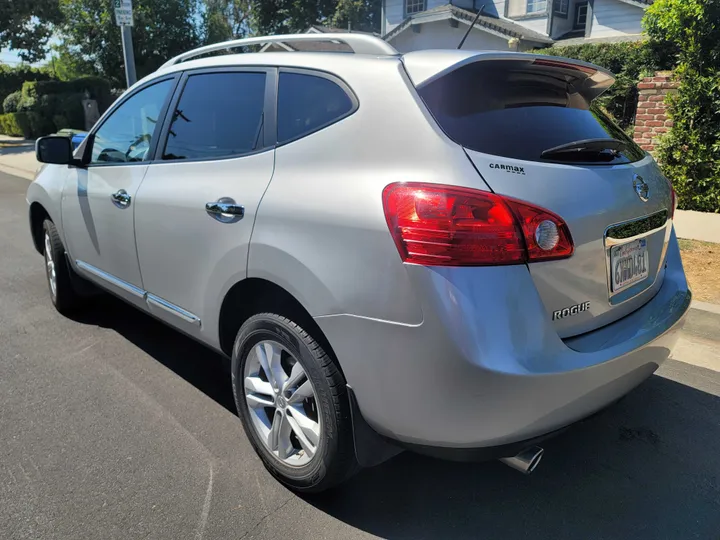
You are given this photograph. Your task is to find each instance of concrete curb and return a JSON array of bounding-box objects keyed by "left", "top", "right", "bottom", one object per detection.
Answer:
[{"left": 685, "top": 301, "right": 720, "bottom": 342}]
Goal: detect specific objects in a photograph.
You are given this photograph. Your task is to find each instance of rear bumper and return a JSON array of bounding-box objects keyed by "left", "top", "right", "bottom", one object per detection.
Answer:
[{"left": 316, "top": 230, "right": 691, "bottom": 449}]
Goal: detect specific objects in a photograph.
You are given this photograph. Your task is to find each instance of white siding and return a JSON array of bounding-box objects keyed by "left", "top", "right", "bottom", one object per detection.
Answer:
[
  {"left": 518, "top": 15, "right": 549, "bottom": 34},
  {"left": 590, "top": 0, "right": 644, "bottom": 38},
  {"left": 446, "top": 0, "right": 475, "bottom": 9},
  {"left": 389, "top": 20, "right": 510, "bottom": 53},
  {"left": 506, "top": 0, "right": 526, "bottom": 17},
  {"left": 550, "top": 2, "right": 576, "bottom": 38},
  {"left": 477, "top": 0, "right": 506, "bottom": 17},
  {"left": 384, "top": 0, "right": 405, "bottom": 34}
]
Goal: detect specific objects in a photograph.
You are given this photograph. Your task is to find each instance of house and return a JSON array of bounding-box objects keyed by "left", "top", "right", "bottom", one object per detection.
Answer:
[{"left": 382, "top": 0, "right": 653, "bottom": 52}]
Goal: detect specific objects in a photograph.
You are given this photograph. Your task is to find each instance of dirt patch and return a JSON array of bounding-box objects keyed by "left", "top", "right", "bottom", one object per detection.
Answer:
[{"left": 679, "top": 239, "right": 720, "bottom": 304}]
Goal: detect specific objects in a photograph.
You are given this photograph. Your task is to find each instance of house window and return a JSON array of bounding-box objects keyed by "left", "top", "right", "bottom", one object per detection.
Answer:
[
  {"left": 554, "top": 0, "right": 569, "bottom": 15},
  {"left": 574, "top": 1, "right": 589, "bottom": 29},
  {"left": 527, "top": 0, "right": 548, "bottom": 13},
  {"left": 405, "top": 0, "right": 426, "bottom": 16}
]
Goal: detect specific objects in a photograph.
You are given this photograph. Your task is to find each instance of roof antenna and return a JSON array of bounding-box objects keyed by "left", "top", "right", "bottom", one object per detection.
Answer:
[{"left": 457, "top": 4, "right": 487, "bottom": 50}]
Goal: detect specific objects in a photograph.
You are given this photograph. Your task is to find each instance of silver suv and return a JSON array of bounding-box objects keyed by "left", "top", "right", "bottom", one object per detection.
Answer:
[{"left": 28, "top": 34, "right": 691, "bottom": 492}]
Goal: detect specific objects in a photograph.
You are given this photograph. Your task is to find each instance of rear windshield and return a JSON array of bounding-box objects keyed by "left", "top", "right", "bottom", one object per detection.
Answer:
[{"left": 418, "top": 60, "right": 645, "bottom": 165}]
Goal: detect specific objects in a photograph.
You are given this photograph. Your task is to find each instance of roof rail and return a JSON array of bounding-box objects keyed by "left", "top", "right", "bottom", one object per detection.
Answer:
[{"left": 159, "top": 33, "right": 399, "bottom": 69}]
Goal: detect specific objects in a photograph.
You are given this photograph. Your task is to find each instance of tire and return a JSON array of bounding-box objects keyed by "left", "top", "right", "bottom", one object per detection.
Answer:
[
  {"left": 42, "top": 219, "right": 84, "bottom": 314},
  {"left": 232, "top": 313, "right": 358, "bottom": 493}
]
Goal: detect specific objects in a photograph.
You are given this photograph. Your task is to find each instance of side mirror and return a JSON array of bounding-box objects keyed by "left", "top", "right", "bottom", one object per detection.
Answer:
[{"left": 36, "top": 136, "right": 74, "bottom": 165}]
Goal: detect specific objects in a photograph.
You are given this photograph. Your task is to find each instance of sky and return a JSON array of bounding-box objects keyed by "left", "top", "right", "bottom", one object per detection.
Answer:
[{"left": 1, "top": 48, "right": 46, "bottom": 67}]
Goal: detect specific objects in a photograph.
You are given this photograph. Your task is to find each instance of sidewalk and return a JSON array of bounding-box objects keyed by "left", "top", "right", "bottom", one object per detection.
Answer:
[{"left": 0, "top": 136, "right": 38, "bottom": 180}]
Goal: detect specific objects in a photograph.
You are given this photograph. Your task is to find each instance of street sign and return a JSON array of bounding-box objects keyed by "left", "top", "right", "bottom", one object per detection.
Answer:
[{"left": 114, "top": 0, "right": 133, "bottom": 26}]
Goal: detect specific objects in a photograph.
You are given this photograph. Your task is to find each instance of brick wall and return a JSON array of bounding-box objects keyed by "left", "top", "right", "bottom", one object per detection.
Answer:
[{"left": 633, "top": 70, "right": 678, "bottom": 153}]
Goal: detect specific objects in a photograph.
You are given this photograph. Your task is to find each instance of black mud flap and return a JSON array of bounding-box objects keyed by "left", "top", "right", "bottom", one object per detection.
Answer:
[{"left": 347, "top": 385, "right": 403, "bottom": 468}]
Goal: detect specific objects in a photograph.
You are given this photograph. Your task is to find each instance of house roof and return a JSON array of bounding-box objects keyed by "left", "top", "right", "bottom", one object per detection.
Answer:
[
  {"left": 260, "top": 26, "right": 380, "bottom": 52},
  {"left": 383, "top": 4, "right": 554, "bottom": 45}
]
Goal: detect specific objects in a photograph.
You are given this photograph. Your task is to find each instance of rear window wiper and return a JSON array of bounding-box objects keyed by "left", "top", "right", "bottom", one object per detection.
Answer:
[{"left": 541, "top": 138, "right": 627, "bottom": 160}]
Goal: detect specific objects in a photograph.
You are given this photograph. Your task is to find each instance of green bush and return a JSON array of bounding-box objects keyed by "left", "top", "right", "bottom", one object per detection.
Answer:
[
  {"left": 534, "top": 41, "right": 674, "bottom": 129},
  {"left": 0, "top": 112, "right": 33, "bottom": 137},
  {"left": 24, "top": 76, "right": 113, "bottom": 111},
  {"left": 0, "top": 64, "right": 54, "bottom": 106},
  {"left": 15, "top": 76, "right": 112, "bottom": 134},
  {"left": 2, "top": 91, "right": 22, "bottom": 113},
  {"left": 645, "top": 0, "right": 720, "bottom": 212}
]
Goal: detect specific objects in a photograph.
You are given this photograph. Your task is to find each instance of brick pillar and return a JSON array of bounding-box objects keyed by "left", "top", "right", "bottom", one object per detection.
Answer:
[{"left": 633, "top": 70, "right": 678, "bottom": 153}]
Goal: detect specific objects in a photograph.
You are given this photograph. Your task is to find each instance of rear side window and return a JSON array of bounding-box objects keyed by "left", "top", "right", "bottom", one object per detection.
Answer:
[
  {"left": 418, "top": 61, "right": 645, "bottom": 165},
  {"left": 163, "top": 72, "right": 266, "bottom": 160},
  {"left": 277, "top": 72, "right": 354, "bottom": 144}
]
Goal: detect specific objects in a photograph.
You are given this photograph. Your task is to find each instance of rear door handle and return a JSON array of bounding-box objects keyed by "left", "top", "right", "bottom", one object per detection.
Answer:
[
  {"left": 205, "top": 198, "right": 244, "bottom": 222},
  {"left": 111, "top": 189, "right": 131, "bottom": 208}
]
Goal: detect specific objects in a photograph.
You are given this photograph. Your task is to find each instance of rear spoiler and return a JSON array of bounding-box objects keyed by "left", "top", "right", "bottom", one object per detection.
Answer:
[{"left": 401, "top": 50, "right": 615, "bottom": 102}]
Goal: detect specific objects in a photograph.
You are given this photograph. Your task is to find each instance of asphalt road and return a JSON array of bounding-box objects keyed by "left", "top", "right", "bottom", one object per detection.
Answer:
[{"left": 1, "top": 170, "right": 719, "bottom": 540}]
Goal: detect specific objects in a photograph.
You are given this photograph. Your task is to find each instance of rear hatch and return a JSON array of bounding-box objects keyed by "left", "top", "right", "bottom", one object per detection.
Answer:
[{"left": 406, "top": 52, "right": 675, "bottom": 338}]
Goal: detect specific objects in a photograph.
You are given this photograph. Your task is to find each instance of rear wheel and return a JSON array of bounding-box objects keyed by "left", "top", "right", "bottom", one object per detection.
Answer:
[
  {"left": 232, "top": 313, "right": 358, "bottom": 493},
  {"left": 42, "top": 219, "right": 84, "bottom": 314}
]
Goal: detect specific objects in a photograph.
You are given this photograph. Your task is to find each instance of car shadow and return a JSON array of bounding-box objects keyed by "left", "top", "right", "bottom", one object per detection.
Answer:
[
  {"left": 69, "top": 296, "right": 720, "bottom": 539},
  {"left": 68, "top": 294, "right": 236, "bottom": 414}
]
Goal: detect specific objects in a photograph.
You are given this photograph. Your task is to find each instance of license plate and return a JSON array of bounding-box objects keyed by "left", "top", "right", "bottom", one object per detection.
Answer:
[{"left": 611, "top": 239, "right": 649, "bottom": 292}]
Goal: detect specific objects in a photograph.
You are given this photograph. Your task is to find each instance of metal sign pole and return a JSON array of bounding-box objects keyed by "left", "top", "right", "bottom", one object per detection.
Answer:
[
  {"left": 114, "top": 0, "right": 136, "bottom": 88},
  {"left": 120, "top": 25, "right": 137, "bottom": 88}
]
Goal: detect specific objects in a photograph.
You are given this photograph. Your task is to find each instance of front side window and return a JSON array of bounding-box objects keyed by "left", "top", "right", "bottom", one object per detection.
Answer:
[
  {"left": 163, "top": 72, "right": 266, "bottom": 161},
  {"left": 405, "top": 0, "right": 426, "bottom": 16},
  {"left": 277, "top": 72, "right": 354, "bottom": 144},
  {"left": 527, "top": 0, "right": 548, "bottom": 13},
  {"left": 554, "top": 0, "right": 569, "bottom": 15},
  {"left": 90, "top": 79, "right": 173, "bottom": 164},
  {"left": 575, "top": 1, "right": 589, "bottom": 28}
]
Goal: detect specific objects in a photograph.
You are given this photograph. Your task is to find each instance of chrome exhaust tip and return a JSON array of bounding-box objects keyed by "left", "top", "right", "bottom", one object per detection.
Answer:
[{"left": 499, "top": 446, "right": 544, "bottom": 474}]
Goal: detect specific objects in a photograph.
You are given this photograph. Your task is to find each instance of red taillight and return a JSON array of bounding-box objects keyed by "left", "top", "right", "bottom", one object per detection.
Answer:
[{"left": 382, "top": 182, "right": 573, "bottom": 267}]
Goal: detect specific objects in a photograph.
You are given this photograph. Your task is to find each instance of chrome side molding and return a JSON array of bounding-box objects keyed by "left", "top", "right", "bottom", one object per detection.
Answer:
[
  {"left": 146, "top": 293, "right": 201, "bottom": 326},
  {"left": 76, "top": 260, "right": 145, "bottom": 298},
  {"left": 75, "top": 260, "right": 201, "bottom": 327}
]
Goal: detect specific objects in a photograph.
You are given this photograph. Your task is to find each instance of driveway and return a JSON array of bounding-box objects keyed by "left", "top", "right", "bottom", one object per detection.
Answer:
[{"left": 1, "top": 170, "right": 719, "bottom": 539}]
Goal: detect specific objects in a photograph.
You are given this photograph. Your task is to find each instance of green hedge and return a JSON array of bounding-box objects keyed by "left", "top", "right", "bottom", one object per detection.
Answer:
[
  {"left": 645, "top": 0, "right": 720, "bottom": 212},
  {"left": 0, "top": 112, "right": 52, "bottom": 138},
  {"left": 0, "top": 76, "right": 113, "bottom": 136},
  {"left": 2, "top": 91, "right": 22, "bottom": 113},
  {"left": 534, "top": 41, "right": 674, "bottom": 129},
  {"left": 0, "top": 65, "right": 54, "bottom": 107},
  {"left": 22, "top": 77, "right": 113, "bottom": 111}
]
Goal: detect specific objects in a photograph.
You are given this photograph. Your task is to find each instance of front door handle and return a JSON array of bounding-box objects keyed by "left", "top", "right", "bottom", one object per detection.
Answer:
[
  {"left": 205, "top": 197, "right": 244, "bottom": 223},
  {"left": 111, "top": 189, "right": 131, "bottom": 208}
]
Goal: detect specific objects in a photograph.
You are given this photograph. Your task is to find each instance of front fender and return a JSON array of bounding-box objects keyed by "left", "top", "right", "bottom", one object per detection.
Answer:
[{"left": 27, "top": 164, "right": 73, "bottom": 253}]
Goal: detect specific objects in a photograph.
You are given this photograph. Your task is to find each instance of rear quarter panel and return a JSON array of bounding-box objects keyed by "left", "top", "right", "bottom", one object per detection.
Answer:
[{"left": 248, "top": 57, "right": 484, "bottom": 324}]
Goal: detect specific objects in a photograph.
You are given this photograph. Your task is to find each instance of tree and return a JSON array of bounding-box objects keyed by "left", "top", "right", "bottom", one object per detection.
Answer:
[
  {"left": 59, "top": 0, "right": 200, "bottom": 87},
  {"left": 644, "top": 0, "right": 720, "bottom": 212},
  {"left": 203, "top": 0, "right": 252, "bottom": 43},
  {"left": 0, "top": 0, "right": 64, "bottom": 62},
  {"left": 250, "top": 0, "right": 349, "bottom": 35},
  {"left": 45, "top": 44, "right": 97, "bottom": 81},
  {"left": 330, "top": 0, "right": 381, "bottom": 33}
]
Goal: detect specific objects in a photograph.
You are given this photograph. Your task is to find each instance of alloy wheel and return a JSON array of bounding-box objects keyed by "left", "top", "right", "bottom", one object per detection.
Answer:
[
  {"left": 44, "top": 232, "right": 57, "bottom": 299},
  {"left": 243, "top": 340, "right": 321, "bottom": 467}
]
